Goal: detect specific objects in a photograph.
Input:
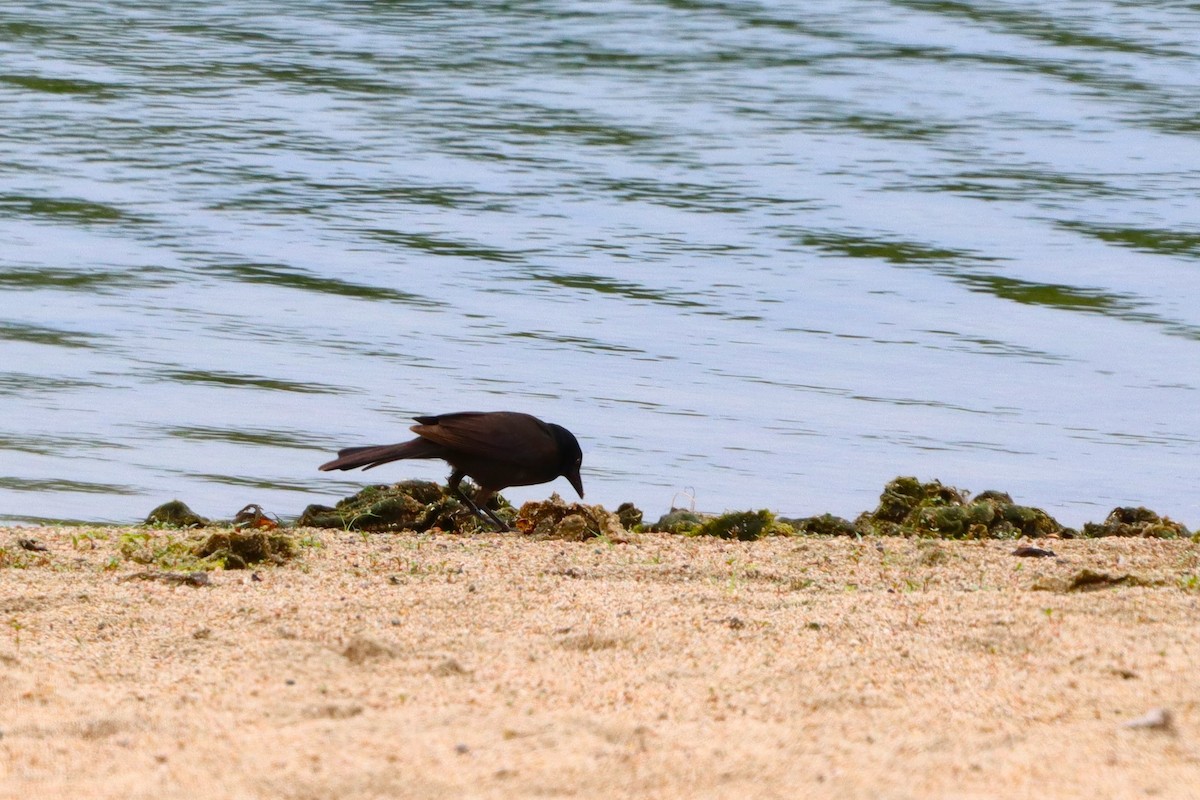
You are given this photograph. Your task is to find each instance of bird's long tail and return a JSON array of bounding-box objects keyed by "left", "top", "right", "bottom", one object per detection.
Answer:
[{"left": 318, "top": 439, "right": 443, "bottom": 471}]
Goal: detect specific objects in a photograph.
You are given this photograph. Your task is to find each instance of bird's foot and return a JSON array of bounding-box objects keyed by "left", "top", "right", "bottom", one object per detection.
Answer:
[{"left": 452, "top": 487, "right": 511, "bottom": 532}]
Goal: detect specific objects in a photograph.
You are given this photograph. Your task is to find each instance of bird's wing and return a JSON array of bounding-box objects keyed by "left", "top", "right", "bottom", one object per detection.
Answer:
[{"left": 410, "top": 412, "right": 558, "bottom": 468}]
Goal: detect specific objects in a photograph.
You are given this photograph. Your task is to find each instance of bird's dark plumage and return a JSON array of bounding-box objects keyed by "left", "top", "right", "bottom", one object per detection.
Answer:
[{"left": 319, "top": 411, "right": 584, "bottom": 530}]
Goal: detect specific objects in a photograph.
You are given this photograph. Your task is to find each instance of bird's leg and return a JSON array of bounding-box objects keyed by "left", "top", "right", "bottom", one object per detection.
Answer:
[{"left": 448, "top": 471, "right": 510, "bottom": 532}]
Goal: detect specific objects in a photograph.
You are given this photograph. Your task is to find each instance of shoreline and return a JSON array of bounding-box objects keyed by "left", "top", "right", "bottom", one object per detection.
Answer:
[{"left": 4, "top": 475, "right": 1196, "bottom": 537}]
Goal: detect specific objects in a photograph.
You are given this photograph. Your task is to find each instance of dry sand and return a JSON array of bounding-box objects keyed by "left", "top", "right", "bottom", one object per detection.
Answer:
[{"left": 1, "top": 526, "right": 1198, "bottom": 799}]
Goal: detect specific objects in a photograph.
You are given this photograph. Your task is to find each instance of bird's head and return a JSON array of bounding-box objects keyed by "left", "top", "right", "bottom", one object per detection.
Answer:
[{"left": 549, "top": 423, "right": 584, "bottom": 498}]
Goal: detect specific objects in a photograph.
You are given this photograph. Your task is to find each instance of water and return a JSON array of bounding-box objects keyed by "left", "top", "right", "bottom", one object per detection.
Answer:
[{"left": 2, "top": 1, "right": 1198, "bottom": 528}]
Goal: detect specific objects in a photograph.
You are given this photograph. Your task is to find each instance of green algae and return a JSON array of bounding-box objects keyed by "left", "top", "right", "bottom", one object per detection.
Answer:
[
  {"left": 514, "top": 495, "right": 629, "bottom": 541},
  {"left": 1082, "top": 507, "right": 1189, "bottom": 539},
  {"left": 1032, "top": 568, "right": 1163, "bottom": 593},
  {"left": 135, "top": 476, "right": 1191, "bottom": 544},
  {"left": 192, "top": 530, "right": 296, "bottom": 569},
  {"left": 119, "top": 530, "right": 212, "bottom": 571},
  {"left": 144, "top": 499, "right": 209, "bottom": 529},
  {"left": 854, "top": 478, "right": 1068, "bottom": 539},
  {"left": 650, "top": 508, "right": 792, "bottom": 540},
  {"left": 297, "top": 480, "right": 508, "bottom": 533},
  {"left": 649, "top": 508, "right": 708, "bottom": 535},
  {"left": 782, "top": 513, "right": 859, "bottom": 537},
  {"left": 615, "top": 502, "right": 644, "bottom": 530},
  {"left": 695, "top": 509, "right": 787, "bottom": 541}
]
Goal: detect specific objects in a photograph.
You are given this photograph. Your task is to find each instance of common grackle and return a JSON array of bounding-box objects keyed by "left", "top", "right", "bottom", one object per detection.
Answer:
[{"left": 319, "top": 411, "right": 583, "bottom": 530}]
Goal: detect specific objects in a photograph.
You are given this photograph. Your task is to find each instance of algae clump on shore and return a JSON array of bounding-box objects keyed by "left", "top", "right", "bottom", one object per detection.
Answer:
[
  {"left": 649, "top": 508, "right": 792, "bottom": 540},
  {"left": 136, "top": 475, "right": 1191, "bottom": 544},
  {"left": 854, "top": 477, "right": 1068, "bottom": 539},
  {"left": 144, "top": 499, "right": 209, "bottom": 529},
  {"left": 298, "top": 480, "right": 508, "bottom": 532},
  {"left": 514, "top": 495, "right": 629, "bottom": 541},
  {"left": 1082, "top": 507, "right": 1189, "bottom": 538},
  {"left": 695, "top": 509, "right": 788, "bottom": 541}
]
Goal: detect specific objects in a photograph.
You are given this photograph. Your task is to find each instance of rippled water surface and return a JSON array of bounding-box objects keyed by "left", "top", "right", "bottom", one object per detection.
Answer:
[{"left": 2, "top": 1, "right": 1198, "bottom": 526}]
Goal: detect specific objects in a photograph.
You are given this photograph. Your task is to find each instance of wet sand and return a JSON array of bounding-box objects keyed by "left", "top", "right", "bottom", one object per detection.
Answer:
[{"left": 1, "top": 527, "right": 1198, "bottom": 799}]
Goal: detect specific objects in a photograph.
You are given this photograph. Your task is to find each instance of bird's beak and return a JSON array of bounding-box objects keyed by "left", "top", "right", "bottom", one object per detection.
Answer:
[{"left": 566, "top": 468, "right": 584, "bottom": 499}]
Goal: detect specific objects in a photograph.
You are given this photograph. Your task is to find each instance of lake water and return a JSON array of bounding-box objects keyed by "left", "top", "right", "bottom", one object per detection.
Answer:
[{"left": 2, "top": 1, "right": 1198, "bottom": 528}]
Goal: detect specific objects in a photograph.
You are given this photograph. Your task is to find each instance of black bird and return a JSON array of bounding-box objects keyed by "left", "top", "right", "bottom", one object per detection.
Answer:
[{"left": 319, "top": 411, "right": 584, "bottom": 530}]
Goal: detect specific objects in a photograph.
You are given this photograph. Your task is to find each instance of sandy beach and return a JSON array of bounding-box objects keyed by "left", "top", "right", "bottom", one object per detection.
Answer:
[{"left": 1, "top": 526, "right": 1197, "bottom": 799}]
